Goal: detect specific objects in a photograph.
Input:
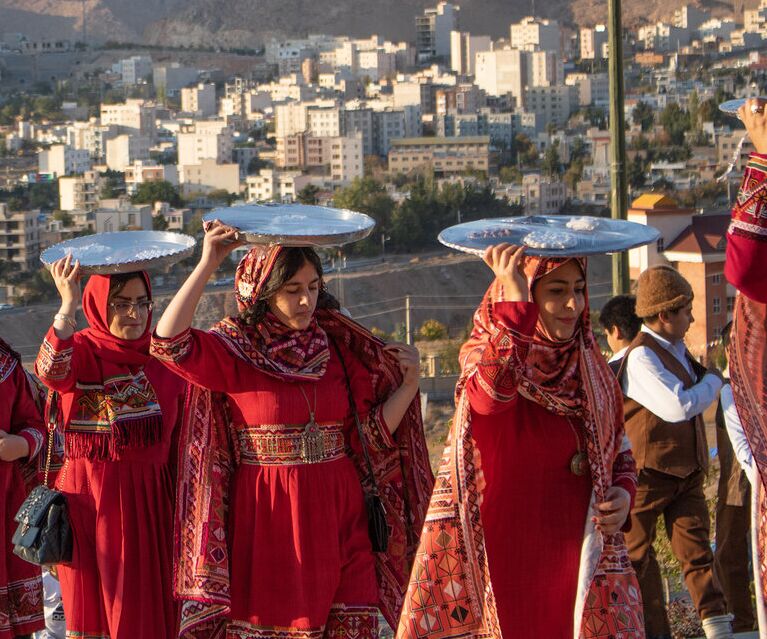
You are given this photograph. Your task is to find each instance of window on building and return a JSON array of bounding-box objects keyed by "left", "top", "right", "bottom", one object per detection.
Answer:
[
  {"left": 713, "top": 297, "right": 721, "bottom": 314},
  {"left": 727, "top": 296, "right": 735, "bottom": 312},
  {"left": 712, "top": 273, "right": 722, "bottom": 284},
  {"left": 656, "top": 238, "right": 665, "bottom": 252}
]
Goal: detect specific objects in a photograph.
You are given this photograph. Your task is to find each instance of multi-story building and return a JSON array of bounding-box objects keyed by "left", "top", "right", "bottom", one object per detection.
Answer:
[
  {"left": 344, "top": 108, "right": 375, "bottom": 156},
  {"left": 93, "top": 199, "right": 153, "bottom": 233},
  {"left": 393, "top": 79, "right": 435, "bottom": 113},
  {"left": 327, "top": 134, "right": 363, "bottom": 183},
  {"left": 0, "top": 203, "right": 41, "bottom": 272},
  {"left": 523, "top": 85, "right": 579, "bottom": 128},
  {"left": 449, "top": 31, "right": 491, "bottom": 76},
  {"left": 437, "top": 112, "right": 516, "bottom": 148},
  {"left": 59, "top": 171, "right": 101, "bottom": 212},
  {"left": 580, "top": 25, "right": 608, "bottom": 60},
  {"left": 124, "top": 161, "right": 179, "bottom": 195},
  {"left": 415, "top": 2, "right": 460, "bottom": 62},
  {"left": 100, "top": 100, "right": 157, "bottom": 141},
  {"left": 105, "top": 134, "right": 151, "bottom": 171},
  {"left": 274, "top": 134, "right": 363, "bottom": 184},
  {"left": 475, "top": 49, "right": 527, "bottom": 100},
  {"left": 112, "top": 56, "right": 153, "bottom": 85},
  {"left": 177, "top": 121, "right": 234, "bottom": 166},
  {"left": 388, "top": 136, "right": 493, "bottom": 175},
  {"left": 522, "top": 173, "right": 567, "bottom": 214},
  {"left": 673, "top": 4, "right": 710, "bottom": 30},
  {"left": 565, "top": 72, "right": 609, "bottom": 107},
  {"left": 627, "top": 193, "right": 732, "bottom": 357},
  {"left": 637, "top": 23, "right": 692, "bottom": 52},
  {"left": 152, "top": 63, "right": 199, "bottom": 97},
  {"left": 66, "top": 119, "right": 120, "bottom": 161},
  {"left": 528, "top": 50, "right": 564, "bottom": 87},
  {"left": 178, "top": 160, "right": 241, "bottom": 196},
  {"left": 510, "top": 17, "right": 561, "bottom": 53},
  {"left": 181, "top": 83, "right": 217, "bottom": 118},
  {"left": 38, "top": 144, "right": 91, "bottom": 178},
  {"left": 246, "top": 169, "right": 311, "bottom": 202}
]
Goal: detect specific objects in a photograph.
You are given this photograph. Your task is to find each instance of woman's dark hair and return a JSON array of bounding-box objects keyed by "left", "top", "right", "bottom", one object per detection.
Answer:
[
  {"left": 108, "top": 272, "right": 149, "bottom": 301},
  {"left": 239, "top": 247, "right": 340, "bottom": 326}
]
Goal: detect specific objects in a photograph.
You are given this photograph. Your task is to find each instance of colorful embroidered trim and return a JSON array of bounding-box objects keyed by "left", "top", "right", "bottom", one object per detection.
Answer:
[
  {"left": 150, "top": 330, "right": 193, "bottom": 363},
  {"left": 0, "top": 577, "right": 44, "bottom": 636},
  {"left": 731, "top": 153, "right": 767, "bottom": 241},
  {"left": 237, "top": 424, "right": 346, "bottom": 466},
  {"left": 35, "top": 338, "right": 72, "bottom": 381}
]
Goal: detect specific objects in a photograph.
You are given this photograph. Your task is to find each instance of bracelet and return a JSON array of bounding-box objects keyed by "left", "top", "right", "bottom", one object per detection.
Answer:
[{"left": 54, "top": 313, "right": 77, "bottom": 330}]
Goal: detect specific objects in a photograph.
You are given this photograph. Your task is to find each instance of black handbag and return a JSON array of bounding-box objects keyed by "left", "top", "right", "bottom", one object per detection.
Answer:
[
  {"left": 12, "top": 391, "right": 72, "bottom": 566},
  {"left": 331, "top": 339, "right": 389, "bottom": 553}
]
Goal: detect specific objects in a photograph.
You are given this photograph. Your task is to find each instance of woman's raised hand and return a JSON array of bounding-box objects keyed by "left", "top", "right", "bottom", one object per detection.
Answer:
[
  {"left": 200, "top": 220, "right": 245, "bottom": 274},
  {"left": 738, "top": 97, "right": 767, "bottom": 154},
  {"left": 51, "top": 254, "right": 82, "bottom": 308},
  {"left": 384, "top": 342, "right": 420, "bottom": 388},
  {"left": 482, "top": 244, "right": 529, "bottom": 302}
]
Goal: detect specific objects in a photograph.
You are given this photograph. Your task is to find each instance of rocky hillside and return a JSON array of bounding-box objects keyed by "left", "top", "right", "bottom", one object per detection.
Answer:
[{"left": 0, "top": 0, "right": 738, "bottom": 48}]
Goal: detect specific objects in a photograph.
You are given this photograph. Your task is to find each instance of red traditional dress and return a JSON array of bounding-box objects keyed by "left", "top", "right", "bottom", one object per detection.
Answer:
[
  {"left": 725, "top": 152, "right": 767, "bottom": 634},
  {"left": 0, "top": 338, "right": 45, "bottom": 639},
  {"left": 396, "top": 256, "right": 644, "bottom": 639},
  {"left": 34, "top": 272, "right": 185, "bottom": 639},
  {"left": 150, "top": 247, "right": 434, "bottom": 639}
]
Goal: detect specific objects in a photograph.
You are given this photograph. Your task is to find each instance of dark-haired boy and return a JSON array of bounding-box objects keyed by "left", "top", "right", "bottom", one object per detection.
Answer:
[{"left": 599, "top": 294, "right": 642, "bottom": 375}]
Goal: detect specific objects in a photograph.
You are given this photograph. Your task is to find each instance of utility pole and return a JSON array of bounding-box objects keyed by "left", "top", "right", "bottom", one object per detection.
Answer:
[
  {"left": 608, "top": 0, "right": 630, "bottom": 295},
  {"left": 405, "top": 295, "right": 412, "bottom": 345}
]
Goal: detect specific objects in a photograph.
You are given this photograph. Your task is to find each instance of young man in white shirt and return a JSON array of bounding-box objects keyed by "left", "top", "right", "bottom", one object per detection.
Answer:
[
  {"left": 618, "top": 265, "right": 731, "bottom": 639},
  {"left": 598, "top": 294, "right": 641, "bottom": 375}
]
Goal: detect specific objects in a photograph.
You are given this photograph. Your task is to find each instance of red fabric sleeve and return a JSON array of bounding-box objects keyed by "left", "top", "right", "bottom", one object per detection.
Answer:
[
  {"left": 465, "top": 301, "right": 539, "bottom": 416},
  {"left": 611, "top": 448, "right": 638, "bottom": 532},
  {"left": 9, "top": 365, "right": 45, "bottom": 462},
  {"left": 150, "top": 328, "right": 258, "bottom": 393},
  {"left": 725, "top": 153, "right": 767, "bottom": 303},
  {"left": 35, "top": 326, "right": 80, "bottom": 393}
]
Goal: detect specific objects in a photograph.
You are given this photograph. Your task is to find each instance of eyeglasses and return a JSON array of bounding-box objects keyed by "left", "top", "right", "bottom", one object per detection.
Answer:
[{"left": 109, "top": 301, "right": 153, "bottom": 316}]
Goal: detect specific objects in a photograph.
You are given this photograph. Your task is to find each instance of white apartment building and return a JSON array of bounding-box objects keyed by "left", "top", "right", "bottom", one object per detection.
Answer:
[
  {"left": 307, "top": 104, "right": 344, "bottom": 137},
  {"left": 328, "top": 134, "right": 363, "bottom": 183},
  {"left": 528, "top": 50, "right": 564, "bottom": 87},
  {"left": 523, "top": 173, "right": 567, "bottom": 214},
  {"left": 177, "top": 121, "right": 234, "bottom": 166},
  {"left": 181, "top": 83, "right": 217, "bottom": 117},
  {"left": 66, "top": 119, "right": 120, "bottom": 161},
  {"left": 673, "top": 4, "right": 710, "bottom": 29},
  {"left": 94, "top": 200, "right": 153, "bottom": 233},
  {"left": 523, "top": 85, "right": 579, "bottom": 128},
  {"left": 579, "top": 25, "right": 608, "bottom": 60},
  {"left": 510, "top": 17, "right": 561, "bottom": 53},
  {"left": 0, "top": 203, "right": 41, "bottom": 272},
  {"left": 153, "top": 63, "right": 199, "bottom": 97},
  {"left": 566, "top": 72, "right": 609, "bottom": 107},
  {"left": 416, "top": 2, "right": 460, "bottom": 62},
  {"left": 246, "top": 169, "right": 313, "bottom": 202},
  {"left": 637, "top": 23, "right": 691, "bottom": 52},
  {"left": 450, "top": 31, "right": 491, "bottom": 76},
  {"left": 100, "top": 100, "right": 157, "bottom": 141},
  {"left": 393, "top": 79, "right": 434, "bottom": 113},
  {"left": 59, "top": 171, "right": 101, "bottom": 211},
  {"left": 105, "top": 134, "right": 151, "bottom": 171},
  {"left": 124, "top": 161, "right": 179, "bottom": 195},
  {"left": 358, "top": 50, "right": 397, "bottom": 81},
  {"left": 38, "top": 144, "right": 91, "bottom": 178},
  {"left": 179, "top": 160, "right": 241, "bottom": 196},
  {"left": 475, "top": 49, "right": 527, "bottom": 100},
  {"left": 112, "top": 56, "right": 152, "bottom": 85}
]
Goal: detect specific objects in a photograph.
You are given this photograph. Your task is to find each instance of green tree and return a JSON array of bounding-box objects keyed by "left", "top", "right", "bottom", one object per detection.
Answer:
[
  {"left": 499, "top": 166, "right": 522, "bottom": 184},
  {"left": 542, "top": 143, "right": 562, "bottom": 178},
  {"left": 419, "top": 319, "right": 448, "bottom": 341},
  {"left": 659, "top": 103, "right": 690, "bottom": 146},
  {"left": 564, "top": 159, "right": 583, "bottom": 193},
  {"left": 52, "top": 210, "right": 73, "bottom": 227},
  {"left": 152, "top": 214, "right": 169, "bottom": 230},
  {"left": 333, "top": 177, "right": 396, "bottom": 254},
  {"left": 131, "top": 181, "right": 183, "bottom": 207},
  {"left": 628, "top": 156, "right": 646, "bottom": 190},
  {"left": 688, "top": 90, "right": 700, "bottom": 134},
  {"left": 296, "top": 184, "right": 320, "bottom": 205},
  {"left": 632, "top": 101, "right": 655, "bottom": 132}
]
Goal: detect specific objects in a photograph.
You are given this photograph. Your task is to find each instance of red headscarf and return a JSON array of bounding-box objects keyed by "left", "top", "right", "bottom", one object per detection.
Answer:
[
  {"left": 79, "top": 271, "right": 153, "bottom": 371},
  {"left": 210, "top": 246, "right": 330, "bottom": 380}
]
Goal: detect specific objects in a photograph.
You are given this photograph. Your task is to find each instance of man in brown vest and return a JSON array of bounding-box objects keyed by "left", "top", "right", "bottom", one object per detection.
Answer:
[{"left": 620, "top": 265, "right": 731, "bottom": 639}]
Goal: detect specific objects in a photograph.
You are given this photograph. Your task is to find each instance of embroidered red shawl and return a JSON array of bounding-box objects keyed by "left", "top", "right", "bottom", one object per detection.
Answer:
[
  {"left": 173, "top": 246, "right": 435, "bottom": 638},
  {"left": 68, "top": 272, "right": 163, "bottom": 459},
  {"left": 396, "top": 257, "right": 643, "bottom": 639}
]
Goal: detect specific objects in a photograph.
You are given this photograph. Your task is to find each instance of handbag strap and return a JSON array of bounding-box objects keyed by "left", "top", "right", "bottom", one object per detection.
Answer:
[
  {"left": 41, "top": 391, "right": 58, "bottom": 488},
  {"left": 330, "top": 337, "right": 381, "bottom": 497}
]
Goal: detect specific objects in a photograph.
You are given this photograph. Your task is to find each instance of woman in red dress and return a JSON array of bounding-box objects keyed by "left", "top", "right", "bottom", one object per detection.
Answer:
[
  {"left": 397, "top": 245, "right": 644, "bottom": 639},
  {"left": 34, "top": 257, "right": 186, "bottom": 639},
  {"left": 0, "top": 338, "right": 45, "bottom": 639},
  {"left": 150, "top": 223, "right": 434, "bottom": 639}
]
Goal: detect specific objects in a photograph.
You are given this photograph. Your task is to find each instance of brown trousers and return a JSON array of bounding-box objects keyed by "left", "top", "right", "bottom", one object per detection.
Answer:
[
  {"left": 625, "top": 468, "right": 727, "bottom": 638},
  {"left": 714, "top": 497, "right": 755, "bottom": 631}
]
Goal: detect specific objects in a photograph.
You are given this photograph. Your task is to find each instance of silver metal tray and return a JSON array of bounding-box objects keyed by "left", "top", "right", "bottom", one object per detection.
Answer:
[
  {"left": 204, "top": 203, "right": 375, "bottom": 247},
  {"left": 438, "top": 215, "right": 661, "bottom": 257},
  {"left": 719, "top": 97, "right": 767, "bottom": 116},
  {"left": 40, "top": 231, "right": 196, "bottom": 275}
]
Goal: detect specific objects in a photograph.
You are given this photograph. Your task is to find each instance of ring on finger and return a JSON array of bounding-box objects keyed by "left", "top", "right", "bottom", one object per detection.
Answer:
[{"left": 751, "top": 104, "right": 764, "bottom": 114}]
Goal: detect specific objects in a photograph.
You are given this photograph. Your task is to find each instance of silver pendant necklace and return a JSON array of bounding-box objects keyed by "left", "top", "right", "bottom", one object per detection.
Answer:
[
  {"left": 566, "top": 418, "right": 589, "bottom": 477},
  {"left": 298, "top": 384, "right": 323, "bottom": 463}
]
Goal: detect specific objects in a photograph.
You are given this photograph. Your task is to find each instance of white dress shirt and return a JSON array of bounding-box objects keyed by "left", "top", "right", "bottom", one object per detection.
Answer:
[
  {"left": 720, "top": 383, "right": 754, "bottom": 474},
  {"left": 623, "top": 325, "right": 723, "bottom": 423},
  {"left": 608, "top": 346, "right": 629, "bottom": 364}
]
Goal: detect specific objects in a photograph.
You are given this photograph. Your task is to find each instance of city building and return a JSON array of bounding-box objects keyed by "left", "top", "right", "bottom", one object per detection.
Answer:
[
  {"left": 0, "top": 203, "right": 41, "bottom": 272},
  {"left": 153, "top": 63, "right": 199, "bottom": 97},
  {"left": 523, "top": 85, "right": 579, "bottom": 128},
  {"left": 415, "top": 2, "right": 460, "bottom": 62},
  {"left": 475, "top": 49, "right": 527, "bottom": 100},
  {"left": 38, "top": 144, "right": 91, "bottom": 178},
  {"left": 59, "top": 171, "right": 101, "bottom": 211},
  {"left": 100, "top": 100, "right": 157, "bottom": 141},
  {"left": 388, "top": 136, "right": 493, "bottom": 175},
  {"left": 105, "top": 134, "right": 151, "bottom": 171},
  {"left": 112, "top": 56, "right": 153, "bottom": 85},
  {"left": 510, "top": 17, "right": 561, "bottom": 53},
  {"left": 528, "top": 50, "right": 564, "bottom": 87},
  {"left": 580, "top": 25, "right": 608, "bottom": 60},
  {"left": 449, "top": 31, "right": 491, "bottom": 76},
  {"left": 124, "top": 161, "right": 179, "bottom": 195},
  {"left": 178, "top": 160, "right": 241, "bottom": 196},
  {"left": 522, "top": 173, "right": 567, "bottom": 214},
  {"left": 177, "top": 120, "right": 234, "bottom": 166},
  {"left": 246, "top": 169, "right": 312, "bottom": 202},
  {"left": 93, "top": 199, "right": 153, "bottom": 233},
  {"left": 181, "top": 83, "right": 217, "bottom": 118}
]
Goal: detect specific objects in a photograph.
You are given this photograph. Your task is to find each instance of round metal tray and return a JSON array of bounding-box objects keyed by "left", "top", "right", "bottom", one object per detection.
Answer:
[
  {"left": 40, "top": 231, "right": 197, "bottom": 275},
  {"left": 438, "top": 215, "right": 661, "bottom": 257},
  {"left": 203, "top": 203, "right": 375, "bottom": 247},
  {"left": 719, "top": 97, "right": 767, "bottom": 116}
]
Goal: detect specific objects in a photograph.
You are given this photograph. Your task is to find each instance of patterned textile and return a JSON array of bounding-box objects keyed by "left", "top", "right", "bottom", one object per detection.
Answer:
[
  {"left": 171, "top": 309, "right": 434, "bottom": 639},
  {"left": 730, "top": 153, "right": 767, "bottom": 241},
  {"left": 36, "top": 337, "right": 73, "bottom": 381},
  {"left": 396, "top": 257, "right": 643, "bottom": 639},
  {"left": 237, "top": 423, "right": 346, "bottom": 465},
  {"left": 0, "top": 577, "right": 45, "bottom": 638},
  {"left": 0, "top": 338, "right": 19, "bottom": 384},
  {"left": 223, "top": 604, "right": 378, "bottom": 639}
]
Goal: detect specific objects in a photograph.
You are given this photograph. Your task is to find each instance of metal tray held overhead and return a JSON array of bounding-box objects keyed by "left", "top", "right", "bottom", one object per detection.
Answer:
[
  {"left": 719, "top": 97, "right": 767, "bottom": 117},
  {"left": 438, "top": 215, "right": 661, "bottom": 257},
  {"left": 40, "top": 231, "right": 197, "bottom": 275},
  {"left": 203, "top": 203, "right": 375, "bottom": 247}
]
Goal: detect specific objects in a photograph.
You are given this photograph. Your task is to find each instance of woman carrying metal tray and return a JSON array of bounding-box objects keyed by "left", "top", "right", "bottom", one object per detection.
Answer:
[
  {"left": 34, "top": 257, "right": 187, "bottom": 639},
  {"left": 397, "top": 228, "right": 650, "bottom": 638},
  {"left": 150, "top": 215, "right": 434, "bottom": 639}
]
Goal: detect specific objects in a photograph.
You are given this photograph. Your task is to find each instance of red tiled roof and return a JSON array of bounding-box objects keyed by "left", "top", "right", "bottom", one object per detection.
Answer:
[{"left": 665, "top": 214, "right": 729, "bottom": 255}]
